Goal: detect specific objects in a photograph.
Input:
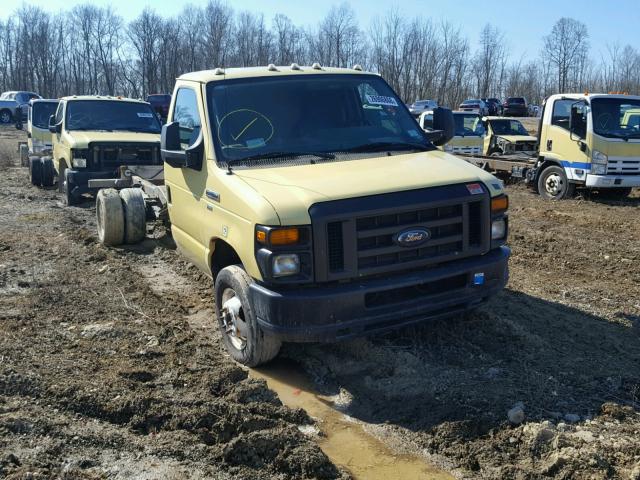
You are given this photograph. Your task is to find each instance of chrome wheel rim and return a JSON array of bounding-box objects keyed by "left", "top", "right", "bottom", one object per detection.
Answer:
[
  {"left": 220, "top": 288, "right": 247, "bottom": 351},
  {"left": 545, "top": 173, "right": 563, "bottom": 196}
]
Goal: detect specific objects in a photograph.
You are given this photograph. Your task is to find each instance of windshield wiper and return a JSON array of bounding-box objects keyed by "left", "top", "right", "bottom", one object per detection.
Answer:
[
  {"left": 229, "top": 151, "right": 336, "bottom": 164},
  {"left": 345, "top": 141, "right": 430, "bottom": 153}
]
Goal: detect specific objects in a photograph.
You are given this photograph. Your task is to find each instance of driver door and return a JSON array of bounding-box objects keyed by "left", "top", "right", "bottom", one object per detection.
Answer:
[{"left": 541, "top": 98, "right": 589, "bottom": 180}]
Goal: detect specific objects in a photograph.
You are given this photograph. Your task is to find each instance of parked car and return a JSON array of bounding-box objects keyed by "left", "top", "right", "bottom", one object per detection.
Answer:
[
  {"left": 0, "top": 91, "right": 41, "bottom": 123},
  {"left": 459, "top": 99, "right": 488, "bottom": 116},
  {"left": 502, "top": 97, "right": 528, "bottom": 117},
  {"left": 146, "top": 94, "right": 171, "bottom": 121},
  {"left": 408, "top": 99, "right": 438, "bottom": 118},
  {"left": 482, "top": 98, "right": 502, "bottom": 116}
]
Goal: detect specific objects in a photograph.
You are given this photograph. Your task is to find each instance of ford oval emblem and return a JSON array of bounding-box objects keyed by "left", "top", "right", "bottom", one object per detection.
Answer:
[{"left": 395, "top": 228, "right": 431, "bottom": 247}]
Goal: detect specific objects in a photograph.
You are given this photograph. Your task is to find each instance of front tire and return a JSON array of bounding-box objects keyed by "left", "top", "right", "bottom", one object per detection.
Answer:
[
  {"left": 96, "top": 188, "right": 125, "bottom": 246},
  {"left": 214, "top": 265, "right": 281, "bottom": 367},
  {"left": 63, "top": 169, "right": 78, "bottom": 205},
  {"left": 537, "top": 165, "right": 575, "bottom": 200}
]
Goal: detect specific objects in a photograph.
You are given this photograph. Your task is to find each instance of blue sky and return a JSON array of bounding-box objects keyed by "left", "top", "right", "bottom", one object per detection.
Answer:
[{"left": 2, "top": 0, "right": 638, "bottom": 60}]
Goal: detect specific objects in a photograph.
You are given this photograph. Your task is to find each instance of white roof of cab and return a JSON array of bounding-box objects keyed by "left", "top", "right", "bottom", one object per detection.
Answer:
[
  {"left": 178, "top": 65, "right": 376, "bottom": 83},
  {"left": 60, "top": 95, "right": 148, "bottom": 103}
]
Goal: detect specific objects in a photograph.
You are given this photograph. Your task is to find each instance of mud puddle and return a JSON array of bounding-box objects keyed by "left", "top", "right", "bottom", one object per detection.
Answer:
[{"left": 251, "top": 359, "right": 453, "bottom": 480}]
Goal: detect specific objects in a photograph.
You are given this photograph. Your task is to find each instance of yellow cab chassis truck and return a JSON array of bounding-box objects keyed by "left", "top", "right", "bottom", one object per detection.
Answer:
[
  {"left": 39, "top": 96, "right": 162, "bottom": 205},
  {"left": 16, "top": 99, "right": 60, "bottom": 169},
  {"left": 460, "top": 93, "right": 640, "bottom": 199},
  {"left": 95, "top": 65, "right": 510, "bottom": 366}
]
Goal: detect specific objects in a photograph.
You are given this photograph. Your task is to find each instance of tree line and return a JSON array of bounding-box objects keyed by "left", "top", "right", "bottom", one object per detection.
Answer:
[{"left": 1, "top": 2, "right": 639, "bottom": 108}]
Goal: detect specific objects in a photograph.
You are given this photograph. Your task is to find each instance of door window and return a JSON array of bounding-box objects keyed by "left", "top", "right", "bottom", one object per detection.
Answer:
[{"left": 172, "top": 88, "right": 201, "bottom": 149}]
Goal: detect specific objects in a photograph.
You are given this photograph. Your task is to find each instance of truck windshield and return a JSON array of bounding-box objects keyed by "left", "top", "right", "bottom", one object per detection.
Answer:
[
  {"left": 591, "top": 98, "right": 640, "bottom": 139},
  {"left": 32, "top": 102, "right": 58, "bottom": 129},
  {"left": 454, "top": 114, "right": 485, "bottom": 136},
  {"left": 489, "top": 119, "right": 530, "bottom": 136},
  {"left": 206, "top": 74, "right": 432, "bottom": 164},
  {"left": 65, "top": 101, "right": 161, "bottom": 133}
]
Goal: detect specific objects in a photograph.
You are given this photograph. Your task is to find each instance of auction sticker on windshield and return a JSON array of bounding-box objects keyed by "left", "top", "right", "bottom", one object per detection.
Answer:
[
  {"left": 366, "top": 95, "right": 399, "bottom": 107},
  {"left": 137, "top": 112, "right": 154, "bottom": 118}
]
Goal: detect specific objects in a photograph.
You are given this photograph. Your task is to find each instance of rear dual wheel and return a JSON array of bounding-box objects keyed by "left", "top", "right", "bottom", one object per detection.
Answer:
[
  {"left": 29, "top": 157, "right": 55, "bottom": 187},
  {"left": 96, "top": 188, "right": 146, "bottom": 246}
]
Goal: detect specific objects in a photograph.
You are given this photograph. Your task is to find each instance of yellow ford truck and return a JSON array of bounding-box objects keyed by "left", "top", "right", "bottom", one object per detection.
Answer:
[
  {"left": 461, "top": 94, "right": 640, "bottom": 199},
  {"left": 40, "top": 96, "right": 162, "bottom": 204},
  {"left": 95, "top": 65, "right": 510, "bottom": 366}
]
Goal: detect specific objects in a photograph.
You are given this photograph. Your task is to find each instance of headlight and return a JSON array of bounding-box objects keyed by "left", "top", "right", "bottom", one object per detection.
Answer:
[
  {"left": 592, "top": 150, "right": 607, "bottom": 164},
  {"left": 591, "top": 163, "right": 606, "bottom": 175},
  {"left": 272, "top": 254, "right": 300, "bottom": 277},
  {"left": 72, "top": 149, "right": 89, "bottom": 168},
  {"left": 72, "top": 157, "right": 86, "bottom": 168},
  {"left": 491, "top": 218, "right": 507, "bottom": 240},
  {"left": 444, "top": 144, "right": 453, "bottom": 152}
]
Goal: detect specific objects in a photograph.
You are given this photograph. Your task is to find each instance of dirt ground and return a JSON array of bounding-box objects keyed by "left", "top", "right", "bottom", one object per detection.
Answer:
[{"left": 1, "top": 125, "right": 639, "bottom": 480}]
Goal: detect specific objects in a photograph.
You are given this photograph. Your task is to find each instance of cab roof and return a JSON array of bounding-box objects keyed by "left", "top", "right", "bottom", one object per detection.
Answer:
[
  {"left": 29, "top": 98, "right": 59, "bottom": 105},
  {"left": 59, "top": 95, "right": 148, "bottom": 103},
  {"left": 546, "top": 93, "right": 640, "bottom": 102},
  {"left": 178, "top": 65, "right": 375, "bottom": 83}
]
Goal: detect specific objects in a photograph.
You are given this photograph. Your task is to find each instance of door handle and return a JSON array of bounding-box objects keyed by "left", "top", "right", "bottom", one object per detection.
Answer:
[{"left": 546, "top": 139, "right": 553, "bottom": 151}]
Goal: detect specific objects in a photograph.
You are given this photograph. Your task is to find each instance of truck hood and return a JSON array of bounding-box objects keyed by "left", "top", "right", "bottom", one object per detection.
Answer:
[
  {"left": 68, "top": 131, "right": 160, "bottom": 147},
  {"left": 497, "top": 135, "right": 537, "bottom": 143},
  {"left": 234, "top": 151, "right": 504, "bottom": 225}
]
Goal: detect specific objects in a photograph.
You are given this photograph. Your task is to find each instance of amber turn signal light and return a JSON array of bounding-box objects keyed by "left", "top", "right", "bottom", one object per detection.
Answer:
[
  {"left": 256, "top": 230, "right": 267, "bottom": 243},
  {"left": 491, "top": 195, "right": 509, "bottom": 213},
  {"left": 270, "top": 228, "right": 300, "bottom": 246}
]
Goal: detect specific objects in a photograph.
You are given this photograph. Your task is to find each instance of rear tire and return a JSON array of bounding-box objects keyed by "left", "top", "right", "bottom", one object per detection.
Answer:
[
  {"left": 537, "top": 165, "right": 575, "bottom": 200},
  {"left": 119, "top": 188, "right": 146, "bottom": 244},
  {"left": 29, "top": 157, "right": 43, "bottom": 186},
  {"left": 41, "top": 157, "right": 55, "bottom": 187},
  {"left": 214, "top": 265, "right": 281, "bottom": 367},
  {"left": 96, "top": 188, "right": 125, "bottom": 246}
]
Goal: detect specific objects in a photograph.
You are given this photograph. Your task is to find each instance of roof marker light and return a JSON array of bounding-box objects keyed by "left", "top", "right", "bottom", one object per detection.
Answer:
[
  {"left": 290, "top": 63, "right": 301, "bottom": 71},
  {"left": 311, "top": 62, "right": 322, "bottom": 70},
  {"left": 213, "top": 67, "right": 225, "bottom": 75},
  {"left": 267, "top": 63, "right": 278, "bottom": 71},
  {"left": 352, "top": 64, "right": 362, "bottom": 71}
]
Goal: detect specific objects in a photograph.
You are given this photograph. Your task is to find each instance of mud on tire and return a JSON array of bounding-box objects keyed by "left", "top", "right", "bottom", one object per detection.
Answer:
[
  {"left": 214, "top": 265, "right": 281, "bottom": 367},
  {"left": 119, "top": 188, "right": 146, "bottom": 244},
  {"left": 41, "top": 157, "right": 55, "bottom": 187},
  {"left": 96, "top": 188, "right": 125, "bottom": 246}
]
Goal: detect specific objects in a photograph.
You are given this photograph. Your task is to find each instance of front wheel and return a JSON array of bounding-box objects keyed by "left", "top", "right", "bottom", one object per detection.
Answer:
[
  {"left": 29, "top": 157, "right": 43, "bottom": 186},
  {"left": 0, "top": 109, "right": 12, "bottom": 124},
  {"left": 537, "top": 165, "right": 575, "bottom": 200},
  {"left": 214, "top": 265, "right": 281, "bottom": 367}
]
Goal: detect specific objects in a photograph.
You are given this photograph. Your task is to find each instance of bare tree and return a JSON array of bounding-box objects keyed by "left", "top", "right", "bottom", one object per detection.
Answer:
[{"left": 543, "top": 17, "right": 589, "bottom": 93}]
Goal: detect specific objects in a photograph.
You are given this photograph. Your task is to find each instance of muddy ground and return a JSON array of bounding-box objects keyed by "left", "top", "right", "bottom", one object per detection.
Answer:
[{"left": 1, "top": 125, "right": 639, "bottom": 480}]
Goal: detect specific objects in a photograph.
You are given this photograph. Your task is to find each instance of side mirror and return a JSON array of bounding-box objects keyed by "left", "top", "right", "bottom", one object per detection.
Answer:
[
  {"left": 161, "top": 121, "right": 203, "bottom": 171},
  {"left": 48, "top": 115, "right": 61, "bottom": 134},
  {"left": 569, "top": 101, "right": 586, "bottom": 141},
  {"left": 429, "top": 107, "right": 455, "bottom": 146}
]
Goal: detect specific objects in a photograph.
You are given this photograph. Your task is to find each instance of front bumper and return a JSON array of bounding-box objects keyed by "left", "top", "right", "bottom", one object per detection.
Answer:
[
  {"left": 585, "top": 174, "right": 640, "bottom": 188},
  {"left": 66, "top": 169, "right": 120, "bottom": 197},
  {"left": 250, "top": 246, "right": 510, "bottom": 342}
]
